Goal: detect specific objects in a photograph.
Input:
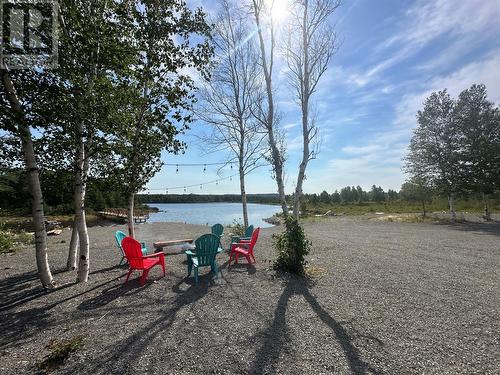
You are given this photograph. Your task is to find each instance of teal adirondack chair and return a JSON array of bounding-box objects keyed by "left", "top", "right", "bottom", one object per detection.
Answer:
[
  {"left": 115, "top": 230, "right": 148, "bottom": 265},
  {"left": 185, "top": 234, "right": 223, "bottom": 284},
  {"left": 211, "top": 223, "right": 224, "bottom": 250},
  {"left": 231, "top": 224, "right": 254, "bottom": 244}
]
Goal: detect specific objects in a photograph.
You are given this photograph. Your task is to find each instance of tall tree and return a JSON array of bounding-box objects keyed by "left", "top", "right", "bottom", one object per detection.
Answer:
[
  {"left": 369, "top": 185, "right": 385, "bottom": 202},
  {"left": 285, "top": 0, "right": 340, "bottom": 219},
  {"left": 453, "top": 84, "right": 500, "bottom": 220},
  {"left": 251, "top": 0, "right": 288, "bottom": 216},
  {"left": 0, "top": 67, "right": 55, "bottom": 288},
  {"left": 51, "top": 0, "right": 136, "bottom": 278},
  {"left": 196, "top": 0, "right": 266, "bottom": 228},
  {"left": 400, "top": 177, "right": 432, "bottom": 217},
  {"left": 404, "top": 90, "right": 461, "bottom": 220},
  {"left": 116, "top": 0, "right": 213, "bottom": 238}
]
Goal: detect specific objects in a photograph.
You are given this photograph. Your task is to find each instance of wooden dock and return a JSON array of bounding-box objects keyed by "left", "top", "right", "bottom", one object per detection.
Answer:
[{"left": 98, "top": 209, "right": 149, "bottom": 224}]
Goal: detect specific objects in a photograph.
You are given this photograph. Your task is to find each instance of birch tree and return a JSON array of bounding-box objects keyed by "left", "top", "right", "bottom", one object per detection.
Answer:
[
  {"left": 404, "top": 90, "right": 461, "bottom": 220},
  {"left": 0, "top": 67, "right": 56, "bottom": 288},
  {"left": 196, "top": 0, "right": 266, "bottom": 228},
  {"left": 285, "top": 0, "right": 340, "bottom": 219},
  {"left": 116, "top": 0, "right": 213, "bottom": 238},
  {"left": 453, "top": 84, "right": 500, "bottom": 221},
  {"left": 250, "top": 0, "right": 289, "bottom": 215},
  {"left": 55, "top": 0, "right": 134, "bottom": 279},
  {"left": 400, "top": 177, "right": 433, "bottom": 217}
]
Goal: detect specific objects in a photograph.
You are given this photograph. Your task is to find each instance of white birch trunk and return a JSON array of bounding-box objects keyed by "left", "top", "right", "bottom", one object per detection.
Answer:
[
  {"left": 127, "top": 193, "right": 135, "bottom": 238},
  {"left": 483, "top": 193, "right": 491, "bottom": 221},
  {"left": 269, "top": 130, "right": 288, "bottom": 216},
  {"left": 293, "top": 1, "right": 311, "bottom": 220},
  {"left": 23, "top": 133, "right": 55, "bottom": 287},
  {"left": 239, "top": 160, "right": 249, "bottom": 228},
  {"left": 252, "top": 0, "right": 288, "bottom": 217},
  {"left": 1, "top": 69, "right": 55, "bottom": 288},
  {"left": 448, "top": 194, "right": 456, "bottom": 221},
  {"left": 66, "top": 218, "right": 79, "bottom": 271},
  {"left": 75, "top": 124, "right": 90, "bottom": 282}
]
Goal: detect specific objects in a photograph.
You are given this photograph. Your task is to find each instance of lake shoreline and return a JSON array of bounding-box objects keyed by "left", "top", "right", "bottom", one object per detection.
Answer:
[{"left": 146, "top": 202, "right": 281, "bottom": 228}]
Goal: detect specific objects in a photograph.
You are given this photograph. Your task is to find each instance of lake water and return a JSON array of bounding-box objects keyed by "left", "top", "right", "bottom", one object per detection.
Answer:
[{"left": 147, "top": 202, "right": 281, "bottom": 228}]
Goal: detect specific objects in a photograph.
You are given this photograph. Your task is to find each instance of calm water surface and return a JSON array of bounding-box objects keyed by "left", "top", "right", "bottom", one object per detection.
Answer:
[{"left": 147, "top": 202, "right": 280, "bottom": 228}]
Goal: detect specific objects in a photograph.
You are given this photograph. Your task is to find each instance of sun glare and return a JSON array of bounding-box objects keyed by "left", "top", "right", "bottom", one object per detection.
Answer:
[{"left": 269, "top": 0, "right": 289, "bottom": 23}]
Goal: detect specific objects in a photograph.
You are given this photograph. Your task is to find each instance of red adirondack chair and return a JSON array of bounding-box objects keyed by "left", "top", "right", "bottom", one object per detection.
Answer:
[
  {"left": 229, "top": 227, "right": 260, "bottom": 266},
  {"left": 122, "top": 237, "right": 165, "bottom": 285}
]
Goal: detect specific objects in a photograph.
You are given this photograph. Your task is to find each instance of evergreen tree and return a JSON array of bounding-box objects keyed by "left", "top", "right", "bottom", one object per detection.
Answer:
[{"left": 319, "top": 190, "right": 330, "bottom": 203}]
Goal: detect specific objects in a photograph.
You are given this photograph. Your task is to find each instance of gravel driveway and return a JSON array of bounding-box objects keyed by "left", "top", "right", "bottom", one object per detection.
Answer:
[{"left": 0, "top": 217, "right": 499, "bottom": 374}]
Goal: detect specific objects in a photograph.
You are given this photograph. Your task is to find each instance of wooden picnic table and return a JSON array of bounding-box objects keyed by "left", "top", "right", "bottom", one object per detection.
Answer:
[{"left": 153, "top": 239, "right": 195, "bottom": 253}]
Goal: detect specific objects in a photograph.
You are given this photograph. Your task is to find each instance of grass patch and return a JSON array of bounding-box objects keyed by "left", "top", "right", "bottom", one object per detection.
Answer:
[
  {"left": 0, "top": 214, "right": 101, "bottom": 232},
  {"left": 0, "top": 227, "right": 34, "bottom": 254},
  {"left": 304, "top": 265, "right": 327, "bottom": 279},
  {"left": 373, "top": 213, "right": 467, "bottom": 224},
  {"left": 37, "top": 336, "right": 84, "bottom": 373}
]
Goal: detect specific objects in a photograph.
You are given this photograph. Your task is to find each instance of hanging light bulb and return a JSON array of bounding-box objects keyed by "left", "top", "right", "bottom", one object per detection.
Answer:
[
  {"left": 183, "top": 187, "right": 186, "bottom": 193},
  {"left": 200, "top": 184, "right": 203, "bottom": 189},
  {"left": 203, "top": 164, "right": 206, "bottom": 173},
  {"left": 176, "top": 164, "right": 179, "bottom": 174},
  {"left": 216, "top": 180, "right": 218, "bottom": 185},
  {"left": 230, "top": 163, "right": 233, "bottom": 170},
  {"left": 166, "top": 189, "right": 168, "bottom": 194},
  {"left": 230, "top": 176, "right": 232, "bottom": 181}
]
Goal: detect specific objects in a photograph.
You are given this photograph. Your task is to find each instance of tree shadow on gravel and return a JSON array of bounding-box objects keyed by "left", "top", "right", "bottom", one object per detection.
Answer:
[
  {"left": 61, "top": 277, "right": 212, "bottom": 374},
  {"left": 77, "top": 280, "right": 153, "bottom": 311},
  {"left": 0, "top": 268, "right": 69, "bottom": 312},
  {"left": 439, "top": 221, "right": 500, "bottom": 237},
  {"left": 0, "top": 264, "right": 126, "bottom": 313},
  {"left": 249, "top": 276, "right": 381, "bottom": 375},
  {"left": 0, "top": 274, "right": 128, "bottom": 350},
  {"left": 225, "top": 263, "right": 256, "bottom": 275},
  {"left": 0, "top": 305, "right": 56, "bottom": 349}
]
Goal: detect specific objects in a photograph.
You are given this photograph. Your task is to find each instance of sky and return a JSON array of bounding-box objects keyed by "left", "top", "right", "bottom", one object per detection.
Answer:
[{"left": 145, "top": 0, "right": 500, "bottom": 195}]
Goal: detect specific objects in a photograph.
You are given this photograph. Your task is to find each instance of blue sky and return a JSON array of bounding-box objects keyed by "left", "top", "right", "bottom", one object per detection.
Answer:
[{"left": 146, "top": 0, "right": 500, "bottom": 195}]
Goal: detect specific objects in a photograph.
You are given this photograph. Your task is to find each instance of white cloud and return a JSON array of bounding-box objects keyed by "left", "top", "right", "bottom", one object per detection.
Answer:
[
  {"left": 307, "top": 143, "right": 407, "bottom": 191},
  {"left": 394, "top": 0, "right": 500, "bottom": 49},
  {"left": 287, "top": 134, "right": 303, "bottom": 151},
  {"left": 282, "top": 122, "right": 298, "bottom": 130},
  {"left": 355, "top": 0, "right": 500, "bottom": 85},
  {"left": 394, "top": 51, "right": 500, "bottom": 130},
  {"left": 341, "top": 144, "right": 384, "bottom": 155},
  {"left": 307, "top": 50, "right": 500, "bottom": 192}
]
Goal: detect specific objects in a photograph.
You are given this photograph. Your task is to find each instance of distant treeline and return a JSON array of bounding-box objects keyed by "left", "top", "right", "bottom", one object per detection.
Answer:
[
  {"left": 2, "top": 168, "right": 498, "bottom": 216},
  {"left": 304, "top": 185, "right": 398, "bottom": 204},
  {"left": 0, "top": 169, "right": 130, "bottom": 215},
  {"left": 301, "top": 185, "right": 500, "bottom": 215},
  {"left": 137, "top": 193, "right": 281, "bottom": 205}
]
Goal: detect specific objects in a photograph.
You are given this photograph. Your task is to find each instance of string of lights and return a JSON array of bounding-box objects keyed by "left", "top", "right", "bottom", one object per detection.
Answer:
[
  {"left": 144, "top": 172, "right": 240, "bottom": 193},
  {"left": 164, "top": 162, "right": 234, "bottom": 174},
  {"left": 164, "top": 162, "right": 229, "bottom": 166}
]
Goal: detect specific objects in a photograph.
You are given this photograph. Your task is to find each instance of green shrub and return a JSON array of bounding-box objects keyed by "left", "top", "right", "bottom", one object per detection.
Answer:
[
  {"left": 37, "top": 336, "right": 84, "bottom": 372},
  {"left": 0, "top": 230, "right": 15, "bottom": 253},
  {"left": 273, "top": 216, "right": 311, "bottom": 275},
  {"left": 227, "top": 219, "right": 246, "bottom": 237}
]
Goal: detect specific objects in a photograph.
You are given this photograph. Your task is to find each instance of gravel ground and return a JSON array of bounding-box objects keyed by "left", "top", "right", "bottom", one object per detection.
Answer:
[{"left": 0, "top": 217, "right": 499, "bottom": 374}]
